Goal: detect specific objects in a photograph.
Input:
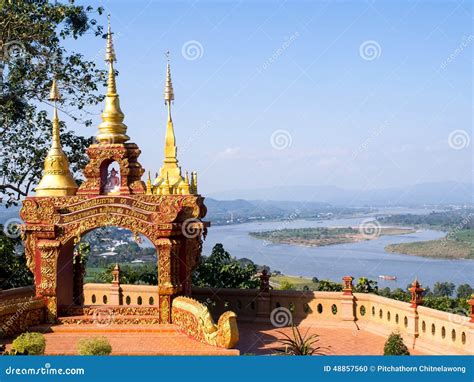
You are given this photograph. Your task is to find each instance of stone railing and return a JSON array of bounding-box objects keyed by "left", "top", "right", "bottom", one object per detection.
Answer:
[
  {"left": 0, "top": 286, "right": 44, "bottom": 337},
  {"left": 84, "top": 283, "right": 158, "bottom": 307},
  {"left": 81, "top": 281, "right": 473, "bottom": 355},
  {"left": 191, "top": 287, "right": 474, "bottom": 355}
]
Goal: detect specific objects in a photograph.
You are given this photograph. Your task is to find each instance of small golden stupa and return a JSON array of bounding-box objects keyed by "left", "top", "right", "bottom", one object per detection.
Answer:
[
  {"left": 95, "top": 15, "right": 129, "bottom": 144},
  {"left": 146, "top": 55, "right": 197, "bottom": 195},
  {"left": 35, "top": 79, "right": 78, "bottom": 196}
]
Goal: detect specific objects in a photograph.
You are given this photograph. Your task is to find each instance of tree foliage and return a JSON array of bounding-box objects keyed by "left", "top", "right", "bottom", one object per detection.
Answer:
[
  {"left": 192, "top": 243, "right": 259, "bottom": 289},
  {"left": 0, "top": 0, "right": 105, "bottom": 205},
  {"left": 0, "top": 224, "right": 33, "bottom": 288}
]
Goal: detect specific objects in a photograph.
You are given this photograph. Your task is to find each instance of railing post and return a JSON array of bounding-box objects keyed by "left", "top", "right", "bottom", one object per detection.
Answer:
[
  {"left": 256, "top": 270, "right": 272, "bottom": 322},
  {"left": 109, "top": 264, "right": 122, "bottom": 305},
  {"left": 407, "top": 278, "right": 424, "bottom": 347},
  {"left": 469, "top": 293, "right": 474, "bottom": 323},
  {"left": 341, "top": 276, "right": 356, "bottom": 321}
]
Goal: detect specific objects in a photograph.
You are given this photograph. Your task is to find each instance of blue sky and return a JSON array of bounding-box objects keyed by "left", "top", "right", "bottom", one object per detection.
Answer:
[{"left": 66, "top": 0, "right": 472, "bottom": 195}]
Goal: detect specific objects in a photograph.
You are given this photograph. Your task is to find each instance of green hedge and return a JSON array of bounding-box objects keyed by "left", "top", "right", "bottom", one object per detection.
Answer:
[
  {"left": 77, "top": 337, "right": 112, "bottom": 355},
  {"left": 11, "top": 332, "right": 46, "bottom": 355}
]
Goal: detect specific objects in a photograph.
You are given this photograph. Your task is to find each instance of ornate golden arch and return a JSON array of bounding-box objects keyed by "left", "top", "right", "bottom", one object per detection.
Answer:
[{"left": 21, "top": 194, "right": 208, "bottom": 323}]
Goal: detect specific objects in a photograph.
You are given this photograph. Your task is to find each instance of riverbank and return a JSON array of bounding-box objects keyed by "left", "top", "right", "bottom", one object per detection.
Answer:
[
  {"left": 249, "top": 227, "right": 415, "bottom": 247},
  {"left": 385, "top": 229, "right": 474, "bottom": 260}
]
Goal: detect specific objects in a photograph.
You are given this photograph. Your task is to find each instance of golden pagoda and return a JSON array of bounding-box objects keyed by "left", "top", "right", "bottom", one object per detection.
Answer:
[
  {"left": 35, "top": 79, "right": 78, "bottom": 196},
  {"left": 95, "top": 15, "right": 129, "bottom": 144},
  {"left": 147, "top": 58, "right": 197, "bottom": 195}
]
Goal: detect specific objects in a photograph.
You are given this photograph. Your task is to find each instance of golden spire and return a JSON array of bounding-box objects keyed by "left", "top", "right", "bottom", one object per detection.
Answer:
[
  {"left": 36, "top": 79, "right": 78, "bottom": 196},
  {"left": 96, "top": 15, "right": 129, "bottom": 144},
  {"left": 157, "top": 55, "right": 182, "bottom": 186}
]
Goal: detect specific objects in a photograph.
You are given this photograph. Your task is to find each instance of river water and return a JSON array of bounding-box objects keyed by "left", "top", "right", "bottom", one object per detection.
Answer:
[{"left": 202, "top": 214, "right": 474, "bottom": 289}]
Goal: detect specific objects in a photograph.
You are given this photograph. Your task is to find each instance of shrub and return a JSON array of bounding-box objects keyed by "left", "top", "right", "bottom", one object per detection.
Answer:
[
  {"left": 275, "top": 325, "right": 328, "bottom": 355},
  {"left": 383, "top": 332, "right": 410, "bottom": 355},
  {"left": 11, "top": 332, "right": 46, "bottom": 355},
  {"left": 77, "top": 337, "right": 112, "bottom": 355}
]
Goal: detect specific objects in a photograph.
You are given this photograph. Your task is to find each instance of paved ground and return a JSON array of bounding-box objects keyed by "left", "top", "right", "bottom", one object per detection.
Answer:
[
  {"left": 1, "top": 322, "right": 425, "bottom": 356},
  {"left": 237, "top": 323, "right": 425, "bottom": 355}
]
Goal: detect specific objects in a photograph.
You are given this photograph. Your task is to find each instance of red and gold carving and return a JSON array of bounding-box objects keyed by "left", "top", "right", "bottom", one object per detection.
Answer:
[{"left": 172, "top": 296, "right": 239, "bottom": 349}]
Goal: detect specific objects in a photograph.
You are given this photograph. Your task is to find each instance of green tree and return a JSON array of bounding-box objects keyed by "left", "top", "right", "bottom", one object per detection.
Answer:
[
  {"left": 280, "top": 281, "right": 295, "bottom": 290},
  {"left": 456, "top": 283, "right": 473, "bottom": 299},
  {"left": 433, "top": 281, "right": 456, "bottom": 297},
  {"left": 354, "top": 277, "right": 378, "bottom": 293},
  {"left": 0, "top": 0, "right": 105, "bottom": 205},
  {"left": 192, "top": 243, "right": 259, "bottom": 289},
  {"left": 0, "top": 224, "right": 33, "bottom": 288},
  {"left": 315, "top": 279, "right": 343, "bottom": 292}
]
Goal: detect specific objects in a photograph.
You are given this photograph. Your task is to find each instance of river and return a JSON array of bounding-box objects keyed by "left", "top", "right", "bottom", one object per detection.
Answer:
[{"left": 202, "top": 214, "right": 474, "bottom": 289}]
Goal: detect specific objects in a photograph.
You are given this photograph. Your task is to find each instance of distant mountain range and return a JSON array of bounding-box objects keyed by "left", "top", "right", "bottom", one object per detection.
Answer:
[
  {"left": 207, "top": 181, "right": 473, "bottom": 206},
  {"left": 0, "top": 182, "right": 471, "bottom": 227}
]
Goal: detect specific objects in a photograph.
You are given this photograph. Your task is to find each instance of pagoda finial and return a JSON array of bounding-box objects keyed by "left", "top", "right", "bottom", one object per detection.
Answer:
[
  {"left": 35, "top": 78, "right": 78, "bottom": 196},
  {"left": 96, "top": 15, "right": 129, "bottom": 144}
]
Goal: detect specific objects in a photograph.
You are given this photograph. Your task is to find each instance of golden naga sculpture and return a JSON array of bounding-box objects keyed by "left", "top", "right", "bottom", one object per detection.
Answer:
[
  {"left": 145, "top": 55, "right": 198, "bottom": 196},
  {"left": 35, "top": 79, "right": 78, "bottom": 196},
  {"left": 172, "top": 296, "right": 239, "bottom": 349}
]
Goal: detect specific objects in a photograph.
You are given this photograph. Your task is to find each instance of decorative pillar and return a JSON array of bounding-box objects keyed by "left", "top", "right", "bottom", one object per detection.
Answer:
[
  {"left": 340, "top": 276, "right": 356, "bottom": 321},
  {"left": 469, "top": 293, "right": 474, "bottom": 323},
  {"left": 409, "top": 278, "right": 424, "bottom": 307},
  {"left": 156, "top": 238, "right": 181, "bottom": 323},
  {"left": 407, "top": 278, "right": 423, "bottom": 347},
  {"left": 256, "top": 270, "right": 272, "bottom": 321},
  {"left": 36, "top": 240, "right": 60, "bottom": 323},
  {"left": 109, "top": 264, "right": 122, "bottom": 305}
]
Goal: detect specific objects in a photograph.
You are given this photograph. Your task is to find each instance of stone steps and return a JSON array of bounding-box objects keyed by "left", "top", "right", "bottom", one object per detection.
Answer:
[{"left": 56, "top": 314, "right": 161, "bottom": 326}]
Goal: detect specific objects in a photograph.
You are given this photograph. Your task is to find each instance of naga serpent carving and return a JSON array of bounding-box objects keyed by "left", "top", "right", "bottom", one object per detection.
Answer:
[{"left": 172, "top": 296, "right": 239, "bottom": 349}]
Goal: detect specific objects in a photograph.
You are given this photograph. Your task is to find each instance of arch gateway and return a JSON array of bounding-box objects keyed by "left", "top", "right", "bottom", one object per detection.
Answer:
[{"left": 20, "top": 23, "right": 208, "bottom": 326}]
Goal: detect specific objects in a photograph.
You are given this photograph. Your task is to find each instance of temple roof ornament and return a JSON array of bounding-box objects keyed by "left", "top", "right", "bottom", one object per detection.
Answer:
[
  {"left": 96, "top": 15, "right": 129, "bottom": 144},
  {"left": 35, "top": 79, "right": 78, "bottom": 196},
  {"left": 147, "top": 56, "right": 196, "bottom": 195}
]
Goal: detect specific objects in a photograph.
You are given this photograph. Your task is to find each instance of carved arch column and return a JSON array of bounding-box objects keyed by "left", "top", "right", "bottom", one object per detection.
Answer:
[
  {"left": 155, "top": 238, "right": 182, "bottom": 323},
  {"left": 36, "top": 240, "right": 61, "bottom": 323}
]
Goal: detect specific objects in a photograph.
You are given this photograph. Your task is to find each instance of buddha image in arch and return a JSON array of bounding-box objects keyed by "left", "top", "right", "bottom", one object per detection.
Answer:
[{"left": 103, "top": 163, "right": 121, "bottom": 194}]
